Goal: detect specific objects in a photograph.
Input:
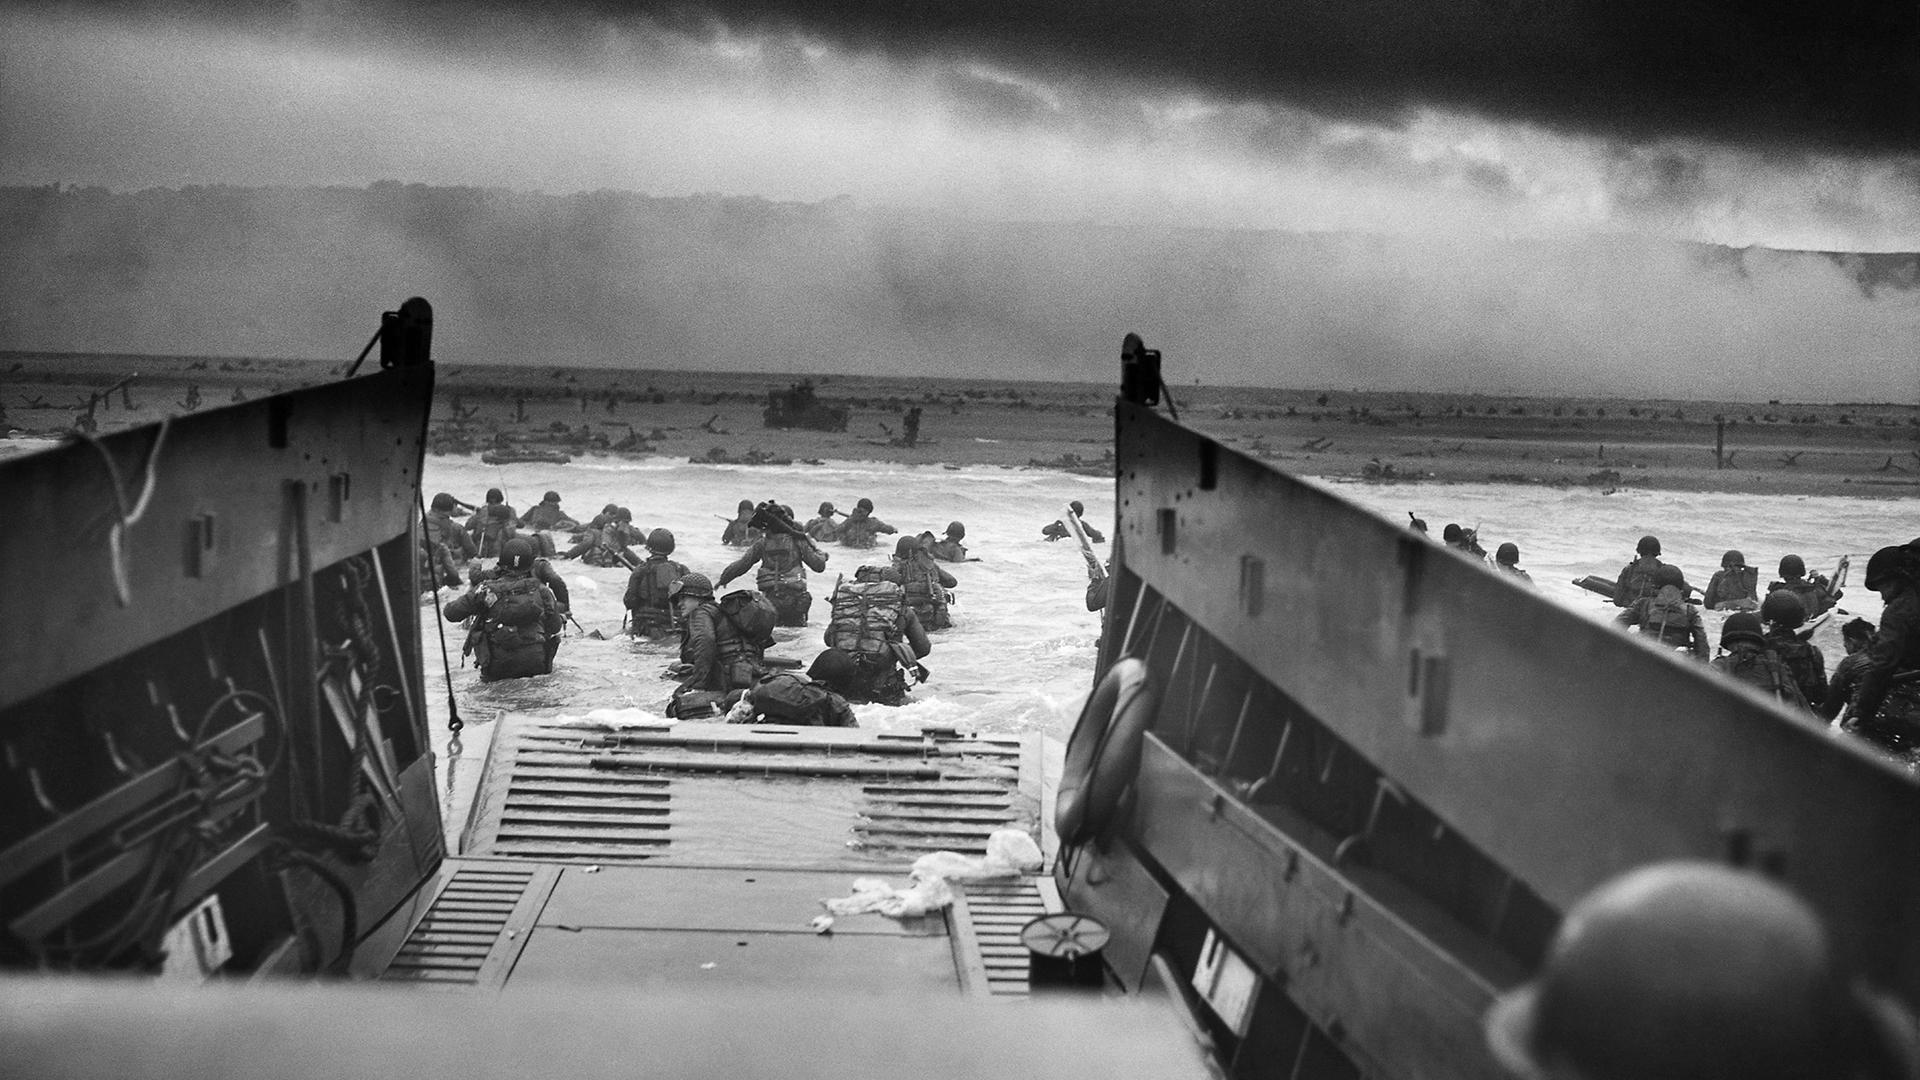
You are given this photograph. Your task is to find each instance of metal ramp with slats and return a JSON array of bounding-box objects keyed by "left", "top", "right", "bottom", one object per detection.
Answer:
[
  {"left": 381, "top": 717, "right": 1058, "bottom": 996},
  {"left": 460, "top": 718, "right": 1037, "bottom": 869}
]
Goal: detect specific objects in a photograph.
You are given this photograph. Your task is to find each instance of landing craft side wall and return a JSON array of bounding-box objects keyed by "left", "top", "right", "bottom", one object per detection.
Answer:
[
  {"left": 0, "top": 365, "right": 435, "bottom": 714},
  {"left": 1109, "top": 399, "right": 1920, "bottom": 1003}
]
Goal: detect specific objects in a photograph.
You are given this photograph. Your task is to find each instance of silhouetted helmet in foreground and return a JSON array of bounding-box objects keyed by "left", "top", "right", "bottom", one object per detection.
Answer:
[
  {"left": 1721, "top": 611, "right": 1767, "bottom": 648},
  {"left": 1865, "top": 546, "right": 1909, "bottom": 591},
  {"left": 1069, "top": 500, "right": 1086, "bottom": 516},
  {"left": 1761, "top": 590, "right": 1807, "bottom": 630},
  {"left": 894, "top": 535, "right": 922, "bottom": 558},
  {"left": 499, "top": 538, "right": 535, "bottom": 572},
  {"left": 1636, "top": 535, "right": 1661, "bottom": 557},
  {"left": 485, "top": 487, "right": 505, "bottom": 504},
  {"left": 1652, "top": 564, "right": 1686, "bottom": 590},
  {"left": 1443, "top": 524, "right": 1464, "bottom": 543},
  {"left": 1779, "top": 554, "right": 1806, "bottom": 579},
  {"left": 669, "top": 573, "right": 713, "bottom": 601},
  {"left": 738, "top": 499, "right": 754, "bottom": 512},
  {"left": 543, "top": 490, "right": 561, "bottom": 504},
  {"left": 430, "top": 492, "right": 458, "bottom": 512},
  {"left": 945, "top": 521, "right": 965, "bottom": 540},
  {"left": 1723, "top": 549, "right": 1746, "bottom": 569},
  {"left": 1484, "top": 861, "right": 1901, "bottom": 1080},
  {"left": 646, "top": 528, "right": 675, "bottom": 555},
  {"left": 855, "top": 497, "right": 874, "bottom": 513},
  {"left": 818, "top": 501, "right": 837, "bottom": 515},
  {"left": 1496, "top": 542, "right": 1520, "bottom": 566}
]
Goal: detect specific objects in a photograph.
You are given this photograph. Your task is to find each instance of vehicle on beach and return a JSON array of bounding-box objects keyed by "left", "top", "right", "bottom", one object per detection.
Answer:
[
  {"left": 763, "top": 379, "right": 851, "bottom": 432},
  {"left": 3, "top": 309, "right": 1917, "bottom": 1080}
]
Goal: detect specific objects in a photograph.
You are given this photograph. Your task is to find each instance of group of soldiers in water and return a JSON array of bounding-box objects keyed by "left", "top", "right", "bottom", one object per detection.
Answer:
[
  {"left": 1414, "top": 514, "right": 1920, "bottom": 752},
  {"left": 421, "top": 485, "right": 1063, "bottom": 727}
]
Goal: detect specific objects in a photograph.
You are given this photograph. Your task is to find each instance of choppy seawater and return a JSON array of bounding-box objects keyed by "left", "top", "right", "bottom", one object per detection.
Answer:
[{"left": 420, "top": 454, "right": 1914, "bottom": 843}]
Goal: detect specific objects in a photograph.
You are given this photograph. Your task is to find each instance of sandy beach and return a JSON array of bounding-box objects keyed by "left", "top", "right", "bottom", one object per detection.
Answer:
[{"left": 3, "top": 351, "right": 1916, "bottom": 498}]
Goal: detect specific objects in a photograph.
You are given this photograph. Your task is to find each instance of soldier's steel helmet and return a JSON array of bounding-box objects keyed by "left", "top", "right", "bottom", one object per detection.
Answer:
[
  {"left": 1721, "top": 611, "right": 1767, "bottom": 648},
  {"left": 1484, "top": 861, "right": 1868, "bottom": 1080},
  {"left": 1761, "top": 590, "right": 1807, "bottom": 630},
  {"left": 499, "top": 538, "right": 535, "bottom": 571},
  {"left": 669, "top": 573, "right": 713, "bottom": 600}
]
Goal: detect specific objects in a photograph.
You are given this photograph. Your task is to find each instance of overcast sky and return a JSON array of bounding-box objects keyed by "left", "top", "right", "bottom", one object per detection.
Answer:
[{"left": 3, "top": 1, "right": 1917, "bottom": 251}]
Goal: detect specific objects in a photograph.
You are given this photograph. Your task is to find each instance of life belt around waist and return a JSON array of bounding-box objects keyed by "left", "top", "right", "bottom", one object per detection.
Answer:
[{"left": 1055, "top": 657, "right": 1158, "bottom": 848}]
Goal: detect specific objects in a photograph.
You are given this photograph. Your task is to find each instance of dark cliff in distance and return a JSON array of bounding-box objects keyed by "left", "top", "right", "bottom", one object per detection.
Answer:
[{"left": 1, "top": 183, "right": 1914, "bottom": 399}]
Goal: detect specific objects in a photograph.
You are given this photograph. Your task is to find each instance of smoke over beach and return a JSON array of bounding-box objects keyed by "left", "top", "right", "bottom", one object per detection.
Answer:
[{"left": 2, "top": 184, "right": 1915, "bottom": 402}]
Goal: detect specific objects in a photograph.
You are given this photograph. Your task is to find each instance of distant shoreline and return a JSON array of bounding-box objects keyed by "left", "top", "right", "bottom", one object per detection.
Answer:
[{"left": 4, "top": 351, "right": 1915, "bottom": 499}]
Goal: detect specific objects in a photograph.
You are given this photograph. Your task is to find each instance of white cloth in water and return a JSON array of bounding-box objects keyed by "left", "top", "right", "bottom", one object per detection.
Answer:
[
  {"left": 911, "top": 829, "right": 1042, "bottom": 882},
  {"left": 821, "top": 829, "right": 1042, "bottom": 918},
  {"left": 822, "top": 876, "right": 955, "bottom": 918}
]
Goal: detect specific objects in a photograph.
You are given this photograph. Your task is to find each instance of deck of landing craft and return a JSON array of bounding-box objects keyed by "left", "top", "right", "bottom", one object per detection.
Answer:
[{"left": 375, "top": 719, "right": 1058, "bottom": 995}]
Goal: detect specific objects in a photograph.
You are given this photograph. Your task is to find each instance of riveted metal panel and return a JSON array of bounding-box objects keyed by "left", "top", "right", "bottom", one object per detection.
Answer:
[
  {"left": 1111, "top": 400, "right": 1920, "bottom": 1002},
  {"left": 0, "top": 364, "right": 434, "bottom": 714}
]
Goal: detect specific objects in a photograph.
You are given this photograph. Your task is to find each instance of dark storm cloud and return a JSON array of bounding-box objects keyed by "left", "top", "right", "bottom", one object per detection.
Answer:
[{"left": 24, "top": 0, "right": 1918, "bottom": 152}]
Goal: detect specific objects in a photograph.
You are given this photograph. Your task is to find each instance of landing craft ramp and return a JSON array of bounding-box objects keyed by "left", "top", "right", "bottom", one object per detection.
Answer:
[{"left": 377, "top": 718, "right": 1061, "bottom": 996}]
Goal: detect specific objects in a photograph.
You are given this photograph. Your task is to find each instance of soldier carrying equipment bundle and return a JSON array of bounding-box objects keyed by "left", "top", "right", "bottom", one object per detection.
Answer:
[{"left": 719, "top": 589, "right": 779, "bottom": 649}]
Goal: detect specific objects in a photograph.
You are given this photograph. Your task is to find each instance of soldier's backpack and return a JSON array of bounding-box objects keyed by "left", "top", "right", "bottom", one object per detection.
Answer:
[
  {"left": 487, "top": 575, "right": 550, "bottom": 629},
  {"left": 1644, "top": 591, "right": 1694, "bottom": 646},
  {"left": 1620, "top": 559, "right": 1658, "bottom": 605},
  {"left": 718, "top": 589, "right": 779, "bottom": 649},
  {"left": 1713, "top": 645, "right": 1808, "bottom": 709},
  {"left": 828, "top": 578, "right": 906, "bottom": 660},
  {"left": 1772, "top": 638, "right": 1826, "bottom": 700},
  {"left": 632, "top": 559, "right": 681, "bottom": 609},
  {"left": 749, "top": 672, "right": 844, "bottom": 726}
]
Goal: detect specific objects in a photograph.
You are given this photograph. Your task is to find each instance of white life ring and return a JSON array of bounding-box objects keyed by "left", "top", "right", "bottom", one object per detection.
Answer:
[{"left": 1055, "top": 658, "right": 1158, "bottom": 846}]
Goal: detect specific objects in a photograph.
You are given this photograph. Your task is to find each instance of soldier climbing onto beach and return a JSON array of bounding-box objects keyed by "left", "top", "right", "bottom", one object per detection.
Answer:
[
  {"left": 1703, "top": 550, "right": 1759, "bottom": 611},
  {"left": 1042, "top": 501, "right": 1105, "bottom": 543},
  {"left": 716, "top": 503, "right": 830, "bottom": 626},
  {"left": 1612, "top": 535, "right": 1667, "bottom": 608},
  {"left": 837, "top": 498, "right": 896, "bottom": 549},
  {"left": 444, "top": 538, "right": 564, "bottom": 682},
  {"left": 1761, "top": 591, "right": 1827, "bottom": 712},
  {"left": 1768, "top": 554, "right": 1837, "bottom": 618},
  {"left": 1615, "top": 565, "right": 1709, "bottom": 660},
  {"left": 1710, "top": 612, "right": 1808, "bottom": 709},
  {"left": 623, "top": 529, "right": 689, "bottom": 640}
]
